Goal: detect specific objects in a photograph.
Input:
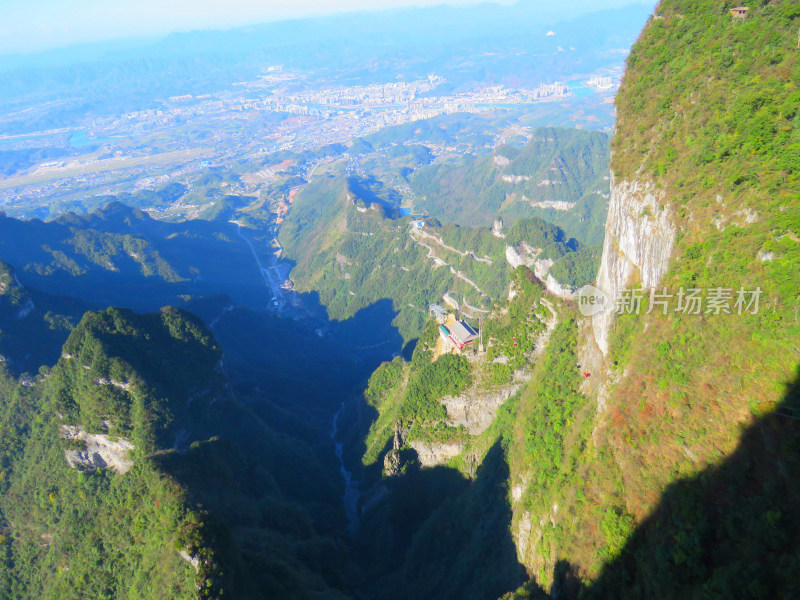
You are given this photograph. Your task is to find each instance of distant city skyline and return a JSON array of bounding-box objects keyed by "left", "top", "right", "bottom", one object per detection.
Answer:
[{"left": 0, "top": 0, "right": 654, "bottom": 56}]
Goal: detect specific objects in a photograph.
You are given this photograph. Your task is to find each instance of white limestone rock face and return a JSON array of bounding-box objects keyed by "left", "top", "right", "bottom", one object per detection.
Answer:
[
  {"left": 529, "top": 200, "right": 576, "bottom": 211},
  {"left": 592, "top": 176, "right": 675, "bottom": 355},
  {"left": 409, "top": 440, "right": 464, "bottom": 467},
  {"left": 542, "top": 273, "right": 577, "bottom": 300},
  {"left": 532, "top": 257, "right": 554, "bottom": 281},
  {"left": 493, "top": 155, "right": 511, "bottom": 168},
  {"left": 505, "top": 245, "right": 527, "bottom": 269},
  {"left": 179, "top": 549, "right": 201, "bottom": 573},
  {"left": 515, "top": 511, "right": 534, "bottom": 567},
  {"left": 61, "top": 425, "right": 134, "bottom": 474},
  {"left": 442, "top": 386, "right": 520, "bottom": 435}
]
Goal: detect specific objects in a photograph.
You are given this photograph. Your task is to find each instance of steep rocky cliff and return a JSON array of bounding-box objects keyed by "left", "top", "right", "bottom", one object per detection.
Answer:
[
  {"left": 505, "top": 244, "right": 578, "bottom": 300},
  {"left": 442, "top": 385, "right": 521, "bottom": 436},
  {"left": 590, "top": 176, "right": 674, "bottom": 355}
]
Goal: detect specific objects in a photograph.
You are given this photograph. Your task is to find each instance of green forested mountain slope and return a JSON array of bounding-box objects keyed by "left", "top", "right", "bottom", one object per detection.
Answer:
[
  {"left": 341, "top": 118, "right": 611, "bottom": 246},
  {"left": 279, "top": 176, "right": 596, "bottom": 341},
  {"left": 0, "top": 307, "right": 356, "bottom": 599},
  {"left": 410, "top": 127, "right": 609, "bottom": 233},
  {"left": 0, "top": 308, "right": 219, "bottom": 598},
  {"left": 511, "top": 186, "right": 609, "bottom": 248}
]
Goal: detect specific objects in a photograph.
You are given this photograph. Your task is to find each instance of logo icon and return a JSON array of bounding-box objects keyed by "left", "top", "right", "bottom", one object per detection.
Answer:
[{"left": 577, "top": 285, "right": 610, "bottom": 317}]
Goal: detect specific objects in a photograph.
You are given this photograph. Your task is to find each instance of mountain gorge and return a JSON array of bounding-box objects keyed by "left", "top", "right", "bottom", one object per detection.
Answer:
[
  {"left": 0, "top": 199, "right": 390, "bottom": 598},
  {"left": 280, "top": 175, "right": 597, "bottom": 342},
  {"left": 0, "top": 1, "right": 799, "bottom": 599},
  {"left": 278, "top": 126, "right": 607, "bottom": 343}
]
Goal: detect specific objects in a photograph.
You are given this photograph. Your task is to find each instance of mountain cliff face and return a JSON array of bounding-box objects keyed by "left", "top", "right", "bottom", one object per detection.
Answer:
[
  {"left": 505, "top": 0, "right": 800, "bottom": 595},
  {"left": 590, "top": 176, "right": 675, "bottom": 356}
]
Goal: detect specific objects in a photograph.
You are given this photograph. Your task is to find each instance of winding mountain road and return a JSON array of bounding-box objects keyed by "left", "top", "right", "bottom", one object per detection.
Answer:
[{"left": 409, "top": 227, "right": 490, "bottom": 298}]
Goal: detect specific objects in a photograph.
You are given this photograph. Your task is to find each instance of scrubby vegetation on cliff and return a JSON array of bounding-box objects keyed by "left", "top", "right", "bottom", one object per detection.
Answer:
[{"left": 507, "top": 0, "right": 800, "bottom": 595}]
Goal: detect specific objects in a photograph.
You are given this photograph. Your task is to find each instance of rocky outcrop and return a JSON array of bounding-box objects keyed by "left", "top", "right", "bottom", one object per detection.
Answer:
[
  {"left": 541, "top": 274, "right": 577, "bottom": 300},
  {"left": 383, "top": 450, "right": 403, "bottom": 477},
  {"left": 492, "top": 219, "right": 505, "bottom": 238},
  {"left": 94, "top": 377, "right": 133, "bottom": 392},
  {"left": 502, "top": 174, "right": 531, "bottom": 184},
  {"left": 591, "top": 176, "right": 675, "bottom": 355},
  {"left": 179, "top": 549, "right": 201, "bottom": 573},
  {"left": 515, "top": 511, "right": 534, "bottom": 567},
  {"left": 409, "top": 440, "right": 464, "bottom": 467},
  {"left": 442, "top": 386, "right": 520, "bottom": 435},
  {"left": 505, "top": 244, "right": 539, "bottom": 269},
  {"left": 505, "top": 244, "right": 576, "bottom": 300},
  {"left": 514, "top": 506, "right": 560, "bottom": 583},
  {"left": 529, "top": 200, "right": 576, "bottom": 211},
  {"left": 493, "top": 155, "right": 511, "bottom": 168},
  {"left": 383, "top": 422, "right": 408, "bottom": 477},
  {"left": 61, "top": 425, "right": 134, "bottom": 474}
]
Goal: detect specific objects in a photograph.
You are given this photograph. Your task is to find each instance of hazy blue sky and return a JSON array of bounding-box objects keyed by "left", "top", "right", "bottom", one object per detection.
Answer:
[{"left": 0, "top": 0, "right": 652, "bottom": 55}]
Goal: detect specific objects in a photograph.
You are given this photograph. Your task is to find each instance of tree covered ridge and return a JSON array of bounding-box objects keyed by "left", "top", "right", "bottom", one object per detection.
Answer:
[
  {"left": 51, "top": 306, "right": 222, "bottom": 450},
  {"left": 410, "top": 126, "right": 609, "bottom": 229},
  {"left": 614, "top": 0, "right": 799, "bottom": 190},
  {"left": 0, "top": 306, "right": 358, "bottom": 599},
  {"left": 0, "top": 308, "right": 226, "bottom": 599},
  {"left": 0, "top": 201, "right": 269, "bottom": 314}
]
